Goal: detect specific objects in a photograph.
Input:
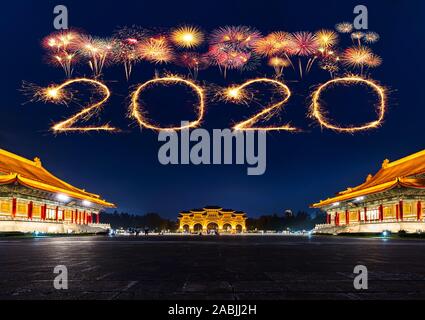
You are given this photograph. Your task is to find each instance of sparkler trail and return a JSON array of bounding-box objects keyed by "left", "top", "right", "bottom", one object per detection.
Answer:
[
  {"left": 223, "top": 78, "right": 298, "bottom": 131},
  {"left": 38, "top": 78, "right": 117, "bottom": 132},
  {"left": 130, "top": 76, "right": 205, "bottom": 131},
  {"left": 310, "top": 76, "right": 386, "bottom": 133}
]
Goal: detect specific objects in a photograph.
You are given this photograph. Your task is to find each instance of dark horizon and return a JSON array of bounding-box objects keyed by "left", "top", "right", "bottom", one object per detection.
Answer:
[{"left": 1, "top": 0, "right": 424, "bottom": 219}]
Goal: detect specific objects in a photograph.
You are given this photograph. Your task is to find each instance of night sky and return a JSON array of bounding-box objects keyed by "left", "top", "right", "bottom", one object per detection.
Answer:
[{"left": 1, "top": 0, "right": 424, "bottom": 218}]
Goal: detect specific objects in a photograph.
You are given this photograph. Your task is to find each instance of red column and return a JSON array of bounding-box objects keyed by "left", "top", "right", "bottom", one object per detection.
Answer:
[
  {"left": 76, "top": 209, "right": 79, "bottom": 224},
  {"left": 41, "top": 204, "right": 46, "bottom": 220},
  {"left": 55, "top": 206, "right": 59, "bottom": 221},
  {"left": 27, "top": 201, "right": 33, "bottom": 220},
  {"left": 358, "top": 210, "right": 361, "bottom": 222},
  {"left": 396, "top": 204, "right": 399, "bottom": 221},
  {"left": 417, "top": 201, "right": 422, "bottom": 221},
  {"left": 84, "top": 211, "right": 87, "bottom": 225},
  {"left": 96, "top": 213, "right": 100, "bottom": 224},
  {"left": 399, "top": 200, "right": 404, "bottom": 221},
  {"left": 335, "top": 212, "right": 339, "bottom": 226},
  {"left": 326, "top": 213, "right": 330, "bottom": 224},
  {"left": 364, "top": 207, "right": 368, "bottom": 222},
  {"left": 345, "top": 210, "right": 349, "bottom": 225},
  {"left": 11, "top": 198, "right": 17, "bottom": 218},
  {"left": 379, "top": 204, "right": 384, "bottom": 221}
]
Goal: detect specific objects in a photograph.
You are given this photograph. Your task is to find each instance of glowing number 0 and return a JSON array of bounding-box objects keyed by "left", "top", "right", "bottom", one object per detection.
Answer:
[
  {"left": 45, "top": 78, "right": 116, "bottom": 132},
  {"left": 225, "top": 78, "right": 297, "bottom": 131},
  {"left": 311, "top": 76, "right": 386, "bottom": 132},
  {"left": 130, "top": 76, "right": 205, "bottom": 131}
]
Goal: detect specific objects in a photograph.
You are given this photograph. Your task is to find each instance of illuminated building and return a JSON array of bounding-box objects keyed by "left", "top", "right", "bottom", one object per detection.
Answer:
[
  {"left": 312, "top": 149, "right": 425, "bottom": 234},
  {"left": 178, "top": 206, "right": 247, "bottom": 233},
  {"left": 0, "top": 149, "right": 114, "bottom": 233}
]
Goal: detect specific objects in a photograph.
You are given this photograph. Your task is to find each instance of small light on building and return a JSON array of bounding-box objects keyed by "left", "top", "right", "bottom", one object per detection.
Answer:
[
  {"left": 355, "top": 196, "right": 365, "bottom": 202},
  {"left": 332, "top": 202, "right": 340, "bottom": 207},
  {"left": 82, "top": 200, "right": 92, "bottom": 207},
  {"left": 56, "top": 193, "right": 70, "bottom": 202}
]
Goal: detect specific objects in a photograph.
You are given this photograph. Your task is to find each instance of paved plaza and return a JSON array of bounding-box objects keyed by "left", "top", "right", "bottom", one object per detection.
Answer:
[{"left": 0, "top": 235, "right": 425, "bottom": 300}]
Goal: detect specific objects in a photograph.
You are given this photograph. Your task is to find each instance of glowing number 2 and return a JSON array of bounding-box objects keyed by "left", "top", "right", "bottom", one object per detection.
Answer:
[
  {"left": 225, "top": 78, "right": 298, "bottom": 131},
  {"left": 130, "top": 76, "right": 205, "bottom": 131},
  {"left": 46, "top": 78, "right": 116, "bottom": 132}
]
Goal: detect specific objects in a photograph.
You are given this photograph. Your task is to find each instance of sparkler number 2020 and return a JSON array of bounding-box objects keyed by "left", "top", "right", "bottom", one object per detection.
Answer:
[
  {"left": 34, "top": 24, "right": 387, "bottom": 133},
  {"left": 38, "top": 75, "right": 386, "bottom": 133}
]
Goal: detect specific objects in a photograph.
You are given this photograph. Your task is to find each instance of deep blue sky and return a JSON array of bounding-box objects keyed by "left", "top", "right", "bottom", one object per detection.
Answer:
[{"left": 0, "top": 0, "right": 424, "bottom": 218}]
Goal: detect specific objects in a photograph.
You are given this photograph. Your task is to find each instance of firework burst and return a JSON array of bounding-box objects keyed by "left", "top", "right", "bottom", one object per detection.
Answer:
[
  {"left": 112, "top": 26, "right": 149, "bottom": 80},
  {"left": 178, "top": 52, "right": 210, "bottom": 79},
  {"left": 207, "top": 44, "right": 251, "bottom": 77},
  {"left": 138, "top": 37, "right": 174, "bottom": 64},
  {"left": 171, "top": 26, "right": 204, "bottom": 48},
  {"left": 335, "top": 22, "right": 353, "bottom": 34},
  {"left": 42, "top": 31, "right": 81, "bottom": 78},
  {"left": 315, "top": 29, "right": 338, "bottom": 49},
  {"left": 290, "top": 32, "right": 319, "bottom": 77},
  {"left": 77, "top": 35, "right": 116, "bottom": 77},
  {"left": 209, "top": 26, "right": 261, "bottom": 49},
  {"left": 342, "top": 46, "right": 373, "bottom": 73},
  {"left": 268, "top": 57, "right": 291, "bottom": 77},
  {"left": 253, "top": 32, "right": 295, "bottom": 57},
  {"left": 364, "top": 32, "right": 380, "bottom": 44}
]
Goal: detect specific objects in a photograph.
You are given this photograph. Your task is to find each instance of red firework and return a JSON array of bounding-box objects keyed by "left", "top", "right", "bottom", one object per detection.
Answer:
[
  {"left": 209, "top": 26, "right": 261, "bottom": 49},
  {"left": 290, "top": 32, "right": 319, "bottom": 56}
]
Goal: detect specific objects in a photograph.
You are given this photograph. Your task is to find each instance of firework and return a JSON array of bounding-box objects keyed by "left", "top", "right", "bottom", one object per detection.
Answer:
[
  {"left": 178, "top": 52, "right": 210, "bottom": 79},
  {"left": 319, "top": 60, "right": 340, "bottom": 78},
  {"left": 268, "top": 57, "right": 291, "bottom": 77},
  {"left": 130, "top": 76, "right": 205, "bottom": 131},
  {"left": 42, "top": 31, "right": 80, "bottom": 78},
  {"left": 253, "top": 32, "right": 295, "bottom": 57},
  {"left": 77, "top": 35, "right": 116, "bottom": 77},
  {"left": 290, "top": 32, "right": 319, "bottom": 77},
  {"left": 112, "top": 26, "right": 149, "bottom": 80},
  {"left": 138, "top": 37, "right": 174, "bottom": 64},
  {"left": 351, "top": 31, "right": 365, "bottom": 45},
  {"left": 365, "top": 54, "right": 382, "bottom": 68},
  {"left": 222, "top": 78, "right": 296, "bottom": 131},
  {"left": 171, "top": 26, "right": 204, "bottom": 48},
  {"left": 310, "top": 76, "right": 386, "bottom": 132},
  {"left": 342, "top": 46, "right": 373, "bottom": 74},
  {"left": 209, "top": 26, "right": 261, "bottom": 49},
  {"left": 207, "top": 44, "right": 251, "bottom": 77},
  {"left": 290, "top": 32, "right": 318, "bottom": 56},
  {"left": 364, "top": 32, "right": 380, "bottom": 44},
  {"left": 335, "top": 22, "right": 353, "bottom": 34},
  {"left": 315, "top": 29, "right": 338, "bottom": 49},
  {"left": 37, "top": 78, "right": 116, "bottom": 132}
]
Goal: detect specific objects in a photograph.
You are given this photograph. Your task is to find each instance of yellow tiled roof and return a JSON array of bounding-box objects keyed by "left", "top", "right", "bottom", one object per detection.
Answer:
[
  {"left": 312, "top": 149, "right": 425, "bottom": 208},
  {"left": 0, "top": 149, "right": 115, "bottom": 207}
]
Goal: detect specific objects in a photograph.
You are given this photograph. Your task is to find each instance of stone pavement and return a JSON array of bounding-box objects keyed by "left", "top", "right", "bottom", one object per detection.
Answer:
[{"left": 0, "top": 235, "right": 424, "bottom": 300}]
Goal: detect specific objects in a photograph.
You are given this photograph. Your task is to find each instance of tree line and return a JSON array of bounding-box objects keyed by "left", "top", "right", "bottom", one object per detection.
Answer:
[{"left": 101, "top": 210, "right": 326, "bottom": 232}]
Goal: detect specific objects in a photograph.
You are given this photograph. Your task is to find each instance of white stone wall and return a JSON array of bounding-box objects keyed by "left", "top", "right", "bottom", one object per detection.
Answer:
[
  {"left": 0, "top": 219, "right": 110, "bottom": 234},
  {"left": 314, "top": 221, "right": 425, "bottom": 235}
]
